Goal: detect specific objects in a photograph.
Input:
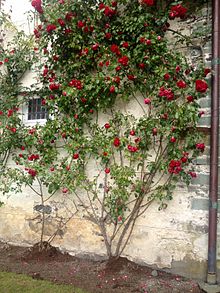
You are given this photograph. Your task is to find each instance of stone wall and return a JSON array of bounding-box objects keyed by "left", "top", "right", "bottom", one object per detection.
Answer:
[{"left": 0, "top": 1, "right": 215, "bottom": 280}]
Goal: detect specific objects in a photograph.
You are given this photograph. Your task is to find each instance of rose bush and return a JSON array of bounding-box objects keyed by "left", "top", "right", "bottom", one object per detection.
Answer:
[{"left": 0, "top": 0, "right": 209, "bottom": 256}]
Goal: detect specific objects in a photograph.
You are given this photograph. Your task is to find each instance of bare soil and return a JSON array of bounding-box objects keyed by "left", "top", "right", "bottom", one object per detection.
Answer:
[{"left": 0, "top": 241, "right": 203, "bottom": 293}]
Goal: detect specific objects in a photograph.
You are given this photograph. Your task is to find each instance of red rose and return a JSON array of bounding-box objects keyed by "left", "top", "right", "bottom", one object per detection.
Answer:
[
  {"left": 65, "top": 12, "right": 74, "bottom": 21},
  {"left": 99, "top": 3, "right": 105, "bottom": 10},
  {"left": 168, "top": 160, "right": 182, "bottom": 174},
  {"left": 139, "top": 63, "right": 145, "bottom": 69},
  {"left": 176, "top": 80, "right": 187, "bottom": 88},
  {"left": 105, "top": 33, "right": 112, "bottom": 39},
  {"left": 104, "top": 6, "right": 116, "bottom": 17},
  {"left": 62, "top": 187, "right": 68, "bottom": 193},
  {"left": 113, "top": 76, "right": 120, "bottom": 84},
  {"left": 127, "top": 145, "right": 138, "bottom": 152},
  {"left": 142, "top": 0, "right": 155, "bottom": 6},
  {"left": 7, "top": 109, "right": 13, "bottom": 117},
  {"left": 164, "top": 73, "right": 171, "bottom": 80},
  {"left": 73, "top": 153, "right": 79, "bottom": 159},
  {"left": 49, "top": 83, "right": 60, "bottom": 91},
  {"left": 122, "top": 42, "right": 129, "bottom": 48},
  {"left": 28, "top": 169, "right": 37, "bottom": 177},
  {"left": 110, "top": 86, "right": 115, "bottom": 93},
  {"left": 10, "top": 127, "right": 17, "bottom": 133},
  {"left": 181, "top": 156, "right": 187, "bottom": 163},
  {"left": 115, "top": 66, "right": 121, "bottom": 72},
  {"left": 189, "top": 171, "right": 197, "bottom": 178},
  {"left": 31, "top": 0, "right": 43, "bottom": 14},
  {"left": 144, "top": 98, "right": 151, "bottom": 104},
  {"left": 127, "top": 74, "right": 135, "bottom": 81},
  {"left": 195, "top": 80, "right": 208, "bottom": 93},
  {"left": 110, "top": 44, "right": 121, "bottom": 56},
  {"left": 159, "top": 87, "right": 174, "bottom": 100},
  {"left": 204, "top": 68, "right": 211, "bottom": 76},
  {"left": 170, "top": 4, "right": 187, "bottom": 19},
  {"left": 91, "top": 43, "right": 99, "bottom": 51},
  {"left": 58, "top": 18, "right": 65, "bottom": 26},
  {"left": 46, "top": 24, "right": 57, "bottom": 33},
  {"left": 113, "top": 137, "right": 120, "bottom": 147},
  {"left": 170, "top": 136, "right": 176, "bottom": 143},
  {"left": 187, "top": 95, "right": 194, "bottom": 102},
  {"left": 175, "top": 65, "right": 181, "bottom": 73},
  {"left": 104, "top": 123, "right": 111, "bottom": 129},
  {"left": 118, "top": 56, "right": 129, "bottom": 66},
  {"left": 105, "top": 168, "right": 110, "bottom": 174},
  {"left": 196, "top": 143, "right": 205, "bottom": 152},
  {"left": 77, "top": 20, "right": 85, "bottom": 28},
  {"left": 130, "top": 130, "right": 135, "bottom": 136}
]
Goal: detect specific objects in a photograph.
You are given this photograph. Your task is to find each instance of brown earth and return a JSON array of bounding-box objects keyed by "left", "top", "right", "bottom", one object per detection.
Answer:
[{"left": 0, "top": 241, "right": 204, "bottom": 293}]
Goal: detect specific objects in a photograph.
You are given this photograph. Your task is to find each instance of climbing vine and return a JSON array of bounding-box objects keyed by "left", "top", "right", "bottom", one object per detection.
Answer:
[{"left": 0, "top": 0, "right": 210, "bottom": 256}]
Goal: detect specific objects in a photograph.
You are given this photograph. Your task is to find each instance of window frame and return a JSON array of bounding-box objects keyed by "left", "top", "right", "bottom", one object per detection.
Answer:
[{"left": 22, "top": 96, "right": 48, "bottom": 126}]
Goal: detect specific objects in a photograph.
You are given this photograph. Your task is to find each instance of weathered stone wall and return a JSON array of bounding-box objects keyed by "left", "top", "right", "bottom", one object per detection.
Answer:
[{"left": 0, "top": 1, "right": 214, "bottom": 280}]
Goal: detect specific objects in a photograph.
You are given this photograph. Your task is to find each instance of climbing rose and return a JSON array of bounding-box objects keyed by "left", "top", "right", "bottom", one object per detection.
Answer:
[
  {"left": 168, "top": 160, "right": 182, "bottom": 174},
  {"left": 110, "top": 85, "right": 115, "bottom": 93},
  {"left": 73, "top": 153, "right": 79, "bottom": 159},
  {"left": 104, "top": 6, "right": 116, "bottom": 17},
  {"left": 99, "top": 3, "right": 105, "bottom": 10},
  {"left": 164, "top": 73, "right": 171, "bottom": 80},
  {"left": 159, "top": 87, "right": 174, "bottom": 100},
  {"left": 31, "top": 0, "right": 43, "bottom": 14},
  {"left": 187, "top": 95, "right": 194, "bottom": 102},
  {"left": 195, "top": 80, "right": 208, "bottom": 93},
  {"left": 127, "top": 145, "right": 138, "bottom": 152},
  {"left": 69, "top": 79, "right": 83, "bottom": 89},
  {"left": 104, "top": 123, "right": 111, "bottom": 129},
  {"left": 144, "top": 98, "right": 151, "bottom": 104},
  {"left": 189, "top": 171, "right": 197, "bottom": 178},
  {"left": 122, "top": 42, "right": 129, "bottom": 48},
  {"left": 142, "top": 0, "right": 155, "bottom": 6},
  {"left": 176, "top": 80, "right": 187, "bottom": 88},
  {"left": 111, "top": 44, "right": 121, "bottom": 56},
  {"left": 113, "top": 137, "right": 120, "bottom": 147},
  {"left": 58, "top": 18, "right": 65, "bottom": 26},
  {"left": 169, "top": 4, "right": 187, "bottom": 19},
  {"left": 170, "top": 137, "right": 176, "bottom": 143},
  {"left": 49, "top": 83, "right": 60, "bottom": 91},
  {"left": 204, "top": 68, "right": 211, "bottom": 76},
  {"left": 46, "top": 24, "right": 57, "bottom": 33},
  {"left": 28, "top": 169, "right": 37, "bottom": 177},
  {"left": 196, "top": 143, "right": 205, "bottom": 152}
]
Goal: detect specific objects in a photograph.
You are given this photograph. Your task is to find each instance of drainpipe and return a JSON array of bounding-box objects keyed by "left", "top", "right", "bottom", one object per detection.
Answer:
[{"left": 207, "top": 0, "right": 220, "bottom": 285}]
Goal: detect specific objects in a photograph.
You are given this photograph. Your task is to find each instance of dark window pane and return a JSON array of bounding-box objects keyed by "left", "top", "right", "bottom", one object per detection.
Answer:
[{"left": 28, "top": 98, "right": 48, "bottom": 120}]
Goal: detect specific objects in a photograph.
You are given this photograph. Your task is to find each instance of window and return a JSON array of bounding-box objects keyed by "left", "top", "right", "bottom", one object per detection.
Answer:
[
  {"left": 28, "top": 98, "right": 48, "bottom": 120},
  {"left": 22, "top": 97, "right": 48, "bottom": 126}
]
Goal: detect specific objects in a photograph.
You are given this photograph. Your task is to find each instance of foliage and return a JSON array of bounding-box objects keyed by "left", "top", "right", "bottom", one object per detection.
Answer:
[
  {"left": 0, "top": 0, "right": 210, "bottom": 257},
  {"left": 0, "top": 17, "right": 36, "bottom": 170}
]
